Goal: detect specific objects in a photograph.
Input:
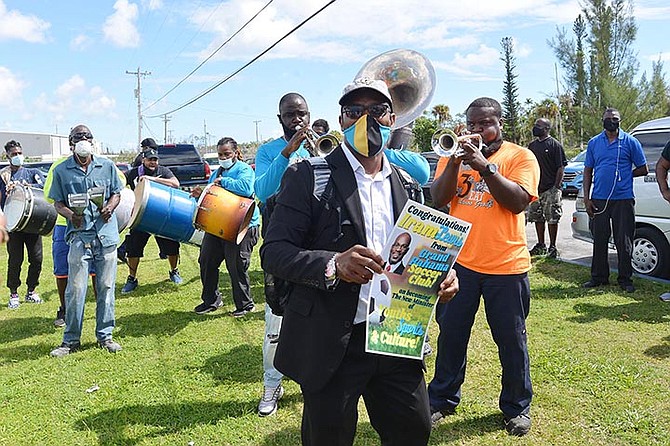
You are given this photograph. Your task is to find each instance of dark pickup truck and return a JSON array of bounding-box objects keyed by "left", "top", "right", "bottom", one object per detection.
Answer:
[{"left": 133, "top": 144, "right": 211, "bottom": 190}]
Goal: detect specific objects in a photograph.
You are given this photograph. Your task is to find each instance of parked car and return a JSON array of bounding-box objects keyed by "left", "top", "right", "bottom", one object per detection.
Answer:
[
  {"left": 203, "top": 152, "right": 219, "bottom": 169},
  {"left": 562, "top": 150, "right": 586, "bottom": 197},
  {"left": 155, "top": 144, "right": 211, "bottom": 190},
  {"left": 25, "top": 161, "right": 53, "bottom": 177},
  {"left": 115, "top": 162, "right": 131, "bottom": 174},
  {"left": 571, "top": 116, "right": 670, "bottom": 279}
]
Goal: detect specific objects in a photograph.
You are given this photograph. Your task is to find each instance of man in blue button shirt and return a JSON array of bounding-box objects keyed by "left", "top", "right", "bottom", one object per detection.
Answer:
[
  {"left": 48, "top": 124, "right": 124, "bottom": 357},
  {"left": 582, "top": 108, "right": 648, "bottom": 293}
]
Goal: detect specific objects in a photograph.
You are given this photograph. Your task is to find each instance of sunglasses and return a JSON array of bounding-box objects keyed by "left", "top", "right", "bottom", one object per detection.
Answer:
[
  {"left": 341, "top": 103, "right": 390, "bottom": 120},
  {"left": 71, "top": 132, "right": 93, "bottom": 142}
]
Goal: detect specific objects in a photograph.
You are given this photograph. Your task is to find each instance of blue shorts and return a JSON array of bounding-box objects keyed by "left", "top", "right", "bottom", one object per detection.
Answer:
[{"left": 52, "top": 225, "right": 95, "bottom": 278}]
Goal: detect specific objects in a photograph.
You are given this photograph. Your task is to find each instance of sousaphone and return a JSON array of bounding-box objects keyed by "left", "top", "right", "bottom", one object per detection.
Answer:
[{"left": 356, "top": 49, "right": 436, "bottom": 149}]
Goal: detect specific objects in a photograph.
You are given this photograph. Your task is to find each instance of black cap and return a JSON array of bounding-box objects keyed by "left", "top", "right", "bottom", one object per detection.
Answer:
[
  {"left": 143, "top": 148, "right": 159, "bottom": 159},
  {"left": 140, "top": 138, "right": 158, "bottom": 150}
]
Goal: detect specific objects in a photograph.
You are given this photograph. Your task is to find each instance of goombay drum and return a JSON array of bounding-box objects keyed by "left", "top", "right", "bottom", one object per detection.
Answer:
[
  {"left": 128, "top": 178, "right": 203, "bottom": 246},
  {"left": 193, "top": 183, "right": 256, "bottom": 244},
  {"left": 115, "top": 188, "right": 135, "bottom": 233},
  {"left": 4, "top": 184, "right": 57, "bottom": 235}
]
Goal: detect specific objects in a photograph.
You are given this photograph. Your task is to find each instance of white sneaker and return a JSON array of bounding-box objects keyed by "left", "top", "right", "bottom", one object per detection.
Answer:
[
  {"left": 257, "top": 385, "right": 284, "bottom": 417},
  {"left": 25, "top": 291, "right": 42, "bottom": 304}
]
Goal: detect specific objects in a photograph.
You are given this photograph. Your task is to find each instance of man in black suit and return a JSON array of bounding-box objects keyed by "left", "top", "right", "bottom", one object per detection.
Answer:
[{"left": 261, "top": 78, "right": 458, "bottom": 446}]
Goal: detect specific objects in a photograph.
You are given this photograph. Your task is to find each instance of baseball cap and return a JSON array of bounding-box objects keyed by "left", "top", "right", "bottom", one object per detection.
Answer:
[
  {"left": 140, "top": 138, "right": 158, "bottom": 150},
  {"left": 143, "top": 148, "right": 159, "bottom": 159},
  {"left": 339, "top": 77, "right": 392, "bottom": 106}
]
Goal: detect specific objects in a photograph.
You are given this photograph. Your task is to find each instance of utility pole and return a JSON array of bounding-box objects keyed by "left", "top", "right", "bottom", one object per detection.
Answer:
[
  {"left": 253, "top": 120, "right": 261, "bottom": 144},
  {"left": 126, "top": 67, "right": 151, "bottom": 147},
  {"left": 162, "top": 114, "right": 171, "bottom": 144},
  {"left": 203, "top": 119, "right": 210, "bottom": 152}
]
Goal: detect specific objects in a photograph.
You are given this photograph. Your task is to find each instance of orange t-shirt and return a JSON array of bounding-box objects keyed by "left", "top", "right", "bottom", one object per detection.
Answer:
[{"left": 434, "top": 141, "right": 540, "bottom": 275}]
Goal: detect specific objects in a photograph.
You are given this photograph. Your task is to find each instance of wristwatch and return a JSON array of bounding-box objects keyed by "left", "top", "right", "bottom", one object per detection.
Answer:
[{"left": 479, "top": 163, "right": 497, "bottom": 178}]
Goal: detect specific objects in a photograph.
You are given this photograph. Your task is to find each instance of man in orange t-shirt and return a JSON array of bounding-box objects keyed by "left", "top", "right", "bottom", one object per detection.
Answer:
[{"left": 427, "top": 97, "right": 540, "bottom": 437}]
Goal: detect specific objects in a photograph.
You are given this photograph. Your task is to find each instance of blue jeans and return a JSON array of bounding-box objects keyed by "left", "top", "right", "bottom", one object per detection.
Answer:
[
  {"left": 63, "top": 235, "right": 118, "bottom": 344},
  {"left": 428, "top": 263, "right": 533, "bottom": 418}
]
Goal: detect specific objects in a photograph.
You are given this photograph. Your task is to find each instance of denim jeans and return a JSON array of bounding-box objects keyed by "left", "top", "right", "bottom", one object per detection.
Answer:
[
  {"left": 428, "top": 263, "right": 533, "bottom": 418},
  {"left": 63, "top": 235, "right": 118, "bottom": 344},
  {"left": 263, "top": 303, "right": 284, "bottom": 388}
]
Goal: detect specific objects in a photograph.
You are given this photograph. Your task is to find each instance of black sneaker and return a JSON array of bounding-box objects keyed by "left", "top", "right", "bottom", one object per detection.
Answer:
[
  {"left": 504, "top": 413, "right": 531, "bottom": 436},
  {"left": 546, "top": 246, "right": 558, "bottom": 259},
  {"left": 194, "top": 300, "right": 223, "bottom": 315},
  {"left": 231, "top": 304, "right": 255, "bottom": 318},
  {"left": 620, "top": 283, "right": 635, "bottom": 293},
  {"left": 582, "top": 279, "right": 608, "bottom": 288},
  {"left": 529, "top": 243, "right": 547, "bottom": 256}
]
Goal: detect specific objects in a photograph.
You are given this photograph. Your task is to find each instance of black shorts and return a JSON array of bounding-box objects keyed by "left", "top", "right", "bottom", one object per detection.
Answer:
[{"left": 125, "top": 229, "right": 180, "bottom": 258}]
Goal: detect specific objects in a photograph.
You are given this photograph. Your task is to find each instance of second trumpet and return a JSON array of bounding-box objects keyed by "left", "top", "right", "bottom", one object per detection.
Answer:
[
  {"left": 431, "top": 128, "right": 484, "bottom": 158},
  {"left": 297, "top": 125, "right": 340, "bottom": 157}
]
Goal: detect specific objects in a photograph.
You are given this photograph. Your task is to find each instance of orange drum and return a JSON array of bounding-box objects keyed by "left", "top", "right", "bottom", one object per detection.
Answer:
[{"left": 193, "top": 183, "right": 256, "bottom": 244}]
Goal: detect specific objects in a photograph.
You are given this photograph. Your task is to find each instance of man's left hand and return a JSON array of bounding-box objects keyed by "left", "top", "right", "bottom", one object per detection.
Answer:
[
  {"left": 100, "top": 205, "right": 114, "bottom": 222},
  {"left": 437, "top": 269, "right": 459, "bottom": 303}
]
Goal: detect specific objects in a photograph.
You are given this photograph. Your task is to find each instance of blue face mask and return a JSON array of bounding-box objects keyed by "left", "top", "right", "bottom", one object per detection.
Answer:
[
  {"left": 219, "top": 158, "right": 234, "bottom": 169},
  {"left": 10, "top": 154, "right": 24, "bottom": 167},
  {"left": 343, "top": 114, "right": 391, "bottom": 157}
]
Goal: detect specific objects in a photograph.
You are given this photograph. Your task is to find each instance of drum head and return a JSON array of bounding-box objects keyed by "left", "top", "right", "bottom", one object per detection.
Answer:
[
  {"left": 5, "top": 185, "right": 29, "bottom": 232},
  {"left": 127, "top": 179, "right": 151, "bottom": 230}
]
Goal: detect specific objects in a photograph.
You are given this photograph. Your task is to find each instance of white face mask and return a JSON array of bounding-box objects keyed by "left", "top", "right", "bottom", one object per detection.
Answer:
[
  {"left": 10, "top": 154, "right": 24, "bottom": 167},
  {"left": 74, "top": 140, "right": 93, "bottom": 158},
  {"left": 219, "top": 158, "right": 234, "bottom": 169}
]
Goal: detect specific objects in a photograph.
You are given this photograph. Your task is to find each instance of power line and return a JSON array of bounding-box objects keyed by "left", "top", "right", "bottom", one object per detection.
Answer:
[
  {"left": 147, "top": 0, "right": 338, "bottom": 118},
  {"left": 145, "top": 0, "right": 274, "bottom": 111}
]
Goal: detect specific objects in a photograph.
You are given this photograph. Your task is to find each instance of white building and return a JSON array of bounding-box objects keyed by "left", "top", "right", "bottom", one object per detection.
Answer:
[{"left": 0, "top": 131, "right": 70, "bottom": 159}]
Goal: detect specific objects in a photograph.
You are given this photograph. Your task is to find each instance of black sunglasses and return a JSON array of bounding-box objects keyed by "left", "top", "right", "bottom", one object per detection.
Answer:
[
  {"left": 341, "top": 103, "right": 390, "bottom": 120},
  {"left": 71, "top": 132, "right": 93, "bottom": 142}
]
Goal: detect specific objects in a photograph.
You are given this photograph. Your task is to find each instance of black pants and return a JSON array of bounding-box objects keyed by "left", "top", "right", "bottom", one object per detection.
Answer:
[
  {"left": 6, "top": 231, "right": 42, "bottom": 292},
  {"left": 198, "top": 227, "right": 259, "bottom": 311},
  {"left": 300, "top": 324, "right": 431, "bottom": 446},
  {"left": 589, "top": 198, "right": 635, "bottom": 285}
]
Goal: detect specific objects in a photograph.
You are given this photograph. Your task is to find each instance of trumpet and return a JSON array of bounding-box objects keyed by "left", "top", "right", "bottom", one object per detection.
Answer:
[
  {"left": 296, "top": 125, "right": 340, "bottom": 157},
  {"left": 431, "top": 128, "right": 485, "bottom": 158}
]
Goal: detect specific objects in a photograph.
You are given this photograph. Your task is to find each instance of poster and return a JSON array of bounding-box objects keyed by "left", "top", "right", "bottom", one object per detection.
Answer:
[{"left": 365, "top": 200, "right": 471, "bottom": 359}]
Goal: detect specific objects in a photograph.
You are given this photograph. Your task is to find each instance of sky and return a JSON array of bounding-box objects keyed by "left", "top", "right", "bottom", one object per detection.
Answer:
[{"left": 1, "top": 0, "right": 669, "bottom": 154}]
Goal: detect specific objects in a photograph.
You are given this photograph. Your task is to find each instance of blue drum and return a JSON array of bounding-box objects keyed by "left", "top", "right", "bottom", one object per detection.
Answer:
[{"left": 128, "top": 178, "right": 203, "bottom": 245}]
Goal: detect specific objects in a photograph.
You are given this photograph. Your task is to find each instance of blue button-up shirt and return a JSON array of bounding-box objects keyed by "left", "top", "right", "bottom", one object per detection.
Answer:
[{"left": 48, "top": 155, "right": 123, "bottom": 247}]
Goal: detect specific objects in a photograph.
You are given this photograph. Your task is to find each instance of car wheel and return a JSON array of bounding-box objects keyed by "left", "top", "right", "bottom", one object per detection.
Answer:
[{"left": 632, "top": 227, "right": 670, "bottom": 278}]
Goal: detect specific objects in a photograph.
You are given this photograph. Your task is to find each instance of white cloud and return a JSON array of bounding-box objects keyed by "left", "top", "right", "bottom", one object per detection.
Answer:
[
  {"left": 0, "top": 0, "right": 50, "bottom": 43},
  {"left": 646, "top": 52, "right": 670, "bottom": 62},
  {"left": 33, "top": 76, "right": 117, "bottom": 122},
  {"left": 0, "top": 66, "right": 26, "bottom": 108},
  {"left": 103, "top": 0, "right": 140, "bottom": 48},
  {"left": 70, "top": 34, "right": 91, "bottom": 51},
  {"left": 145, "top": 0, "right": 163, "bottom": 11}
]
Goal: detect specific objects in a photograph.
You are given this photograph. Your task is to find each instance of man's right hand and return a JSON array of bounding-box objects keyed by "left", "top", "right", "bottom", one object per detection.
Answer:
[
  {"left": 70, "top": 213, "right": 84, "bottom": 228},
  {"left": 335, "top": 245, "right": 384, "bottom": 284},
  {"left": 281, "top": 126, "right": 309, "bottom": 158},
  {"left": 584, "top": 197, "right": 597, "bottom": 218}
]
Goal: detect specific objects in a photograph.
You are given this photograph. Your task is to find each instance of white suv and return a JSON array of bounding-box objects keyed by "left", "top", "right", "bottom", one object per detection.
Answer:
[{"left": 571, "top": 116, "right": 670, "bottom": 279}]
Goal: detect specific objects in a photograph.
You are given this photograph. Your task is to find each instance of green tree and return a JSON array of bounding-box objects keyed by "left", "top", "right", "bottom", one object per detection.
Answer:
[
  {"left": 431, "top": 105, "right": 451, "bottom": 127},
  {"left": 411, "top": 114, "right": 440, "bottom": 152},
  {"left": 500, "top": 37, "right": 522, "bottom": 143},
  {"left": 549, "top": 0, "right": 669, "bottom": 147}
]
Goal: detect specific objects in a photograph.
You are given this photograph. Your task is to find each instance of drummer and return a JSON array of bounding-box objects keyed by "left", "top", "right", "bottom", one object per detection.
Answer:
[
  {"left": 190, "top": 137, "right": 260, "bottom": 316},
  {"left": 121, "top": 148, "right": 183, "bottom": 293},
  {"left": 0, "top": 140, "right": 45, "bottom": 309}
]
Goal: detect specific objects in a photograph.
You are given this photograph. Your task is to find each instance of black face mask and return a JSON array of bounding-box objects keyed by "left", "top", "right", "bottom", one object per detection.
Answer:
[
  {"left": 603, "top": 119, "right": 620, "bottom": 132},
  {"left": 532, "top": 126, "right": 545, "bottom": 137}
]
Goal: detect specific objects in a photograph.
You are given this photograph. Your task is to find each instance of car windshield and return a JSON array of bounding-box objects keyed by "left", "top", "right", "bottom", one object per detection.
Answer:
[{"left": 572, "top": 150, "right": 587, "bottom": 162}]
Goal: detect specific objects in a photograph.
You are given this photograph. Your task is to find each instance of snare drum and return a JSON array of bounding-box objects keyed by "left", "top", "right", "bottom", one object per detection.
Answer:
[
  {"left": 115, "top": 188, "right": 135, "bottom": 233},
  {"left": 4, "top": 184, "right": 57, "bottom": 235},
  {"left": 128, "top": 178, "right": 203, "bottom": 245},
  {"left": 193, "top": 183, "right": 256, "bottom": 244}
]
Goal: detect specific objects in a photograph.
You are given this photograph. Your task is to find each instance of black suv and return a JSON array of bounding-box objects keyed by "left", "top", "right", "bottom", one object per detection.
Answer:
[{"left": 136, "top": 144, "right": 211, "bottom": 190}]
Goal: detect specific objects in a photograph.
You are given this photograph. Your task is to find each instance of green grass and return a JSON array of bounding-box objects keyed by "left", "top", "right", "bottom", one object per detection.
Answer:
[{"left": 1, "top": 239, "right": 670, "bottom": 445}]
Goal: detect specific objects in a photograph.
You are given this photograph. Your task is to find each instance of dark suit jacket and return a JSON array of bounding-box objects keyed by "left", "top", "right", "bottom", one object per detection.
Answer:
[
  {"left": 391, "top": 262, "right": 405, "bottom": 275},
  {"left": 260, "top": 146, "right": 410, "bottom": 392}
]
